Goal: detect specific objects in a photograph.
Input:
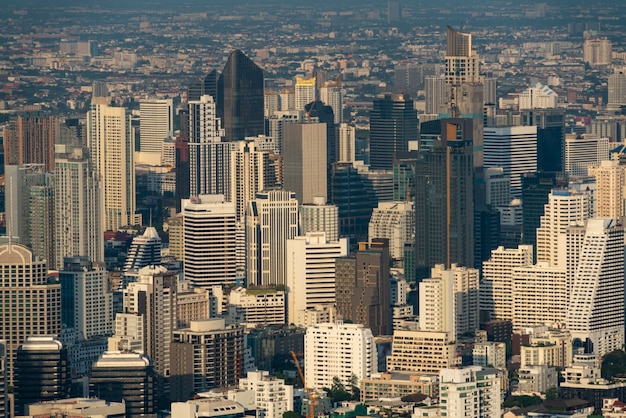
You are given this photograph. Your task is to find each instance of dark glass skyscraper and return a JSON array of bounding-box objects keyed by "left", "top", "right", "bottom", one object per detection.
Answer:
[
  {"left": 187, "top": 69, "right": 219, "bottom": 103},
  {"left": 521, "top": 109, "right": 565, "bottom": 172},
  {"left": 369, "top": 94, "right": 417, "bottom": 170},
  {"left": 219, "top": 50, "right": 265, "bottom": 141}
]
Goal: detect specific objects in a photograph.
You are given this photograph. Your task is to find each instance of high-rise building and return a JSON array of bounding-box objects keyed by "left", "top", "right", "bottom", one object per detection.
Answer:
[
  {"left": 124, "top": 227, "right": 162, "bottom": 273},
  {"left": 438, "top": 366, "right": 501, "bottom": 418},
  {"left": 187, "top": 69, "right": 219, "bottom": 103},
  {"left": 87, "top": 100, "right": 136, "bottom": 232},
  {"left": 368, "top": 201, "right": 414, "bottom": 260},
  {"left": 283, "top": 123, "right": 327, "bottom": 204},
  {"left": 227, "top": 286, "right": 286, "bottom": 326},
  {"left": 239, "top": 371, "right": 294, "bottom": 418},
  {"left": 369, "top": 94, "right": 417, "bottom": 170},
  {"left": 583, "top": 38, "right": 612, "bottom": 66},
  {"left": 5, "top": 164, "right": 47, "bottom": 247},
  {"left": 319, "top": 79, "right": 343, "bottom": 124},
  {"left": 139, "top": 98, "right": 173, "bottom": 165},
  {"left": 337, "top": 123, "right": 356, "bottom": 163},
  {"left": 267, "top": 110, "right": 302, "bottom": 155},
  {"left": 589, "top": 159, "right": 626, "bottom": 218},
  {"left": 414, "top": 122, "right": 475, "bottom": 281},
  {"left": 518, "top": 82, "right": 558, "bottom": 110},
  {"left": 182, "top": 195, "right": 237, "bottom": 288},
  {"left": 480, "top": 245, "right": 534, "bottom": 321},
  {"left": 565, "top": 135, "right": 610, "bottom": 176},
  {"left": 335, "top": 240, "right": 392, "bottom": 336},
  {"left": 425, "top": 76, "right": 447, "bottom": 115},
  {"left": 89, "top": 351, "right": 156, "bottom": 417},
  {"left": 175, "top": 136, "right": 190, "bottom": 212},
  {"left": 386, "top": 330, "right": 459, "bottom": 374},
  {"left": 219, "top": 50, "right": 265, "bottom": 141},
  {"left": 608, "top": 69, "right": 626, "bottom": 108},
  {"left": 445, "top": 26, "right": 480, "bottom": 85},
  {"left": 305, "top": 101, "right": 336, "bottom": 170},
  {"left": 483, "top": 126, "right": 537, "bottom": 197},
  {"left": 171, "top": 319, "right": 244, "bottom": 399},
  {"left": 246, "top": 190, "right": 299, "bottom": 287},
  {"left": 295, "top": 76, "right": 316, "bottom": 112},
  {"left": 188, "top": 95, "right": 232, "bottom": 199},
  {"left": 54, "top": 143, "right": 103, "bottom": 270},
  {"left": 286, "top": 232, "right": 348, "bottom": 326},
  {"left": 521, "top": 109, "right": 566, "bottom": 172},
  {"left": 387, "top": 0, "right": 401, "bottom": 23},
  {"left": 60, "top": 256, "right": 112, "bottom": 341},
  {"left": 4, "top": 115, "right": 59, "bottom": 172},
  {"left": 0, "top": 243, "right": 60, "bottom": 386},
  {"left": 13, "top": 337, "right": 69, "bottom": 416},
  {"left": 567, "top": 219, "right": 624, "bottom": 357},
  {"left": 299, "top": 197, "right": 339, "bottom": 242},
  {"left": 304, "top": 322, "right": 375, "bottom": 390},
  {"left": 28, "top": 181, "right": 54, "bottom": 267},
  {"left": 0, "top": 340, "right": 6, "bottom": 418}
]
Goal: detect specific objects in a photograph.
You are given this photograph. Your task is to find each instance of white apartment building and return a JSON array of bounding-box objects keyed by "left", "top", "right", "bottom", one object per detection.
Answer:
[
  {"left": 439, "top": 366, "right": 501, "bottom": 418},
  {"left": 299, "top": 197, "right": 339, "bottom": 242},
  {"left": 480, "top": 245, "right": 533, "bottom": 321},
  {"left": 182, "top": 195, "right": 237, "bottom": 289},
  {"left": 286, "top": 232, "right": 348, "bottom": 326},
  {"left": 589, "top": 159, "right": 626, "bottom": 219},
  {"left": 319, "top": 82, "right": 343, "bottom": 124},
  {"left": 304, "top": 322, "right": 375, "bottom": 390},
  {"left": 518, "top": 82, "right": 558, "bottom": 109},
  {"left": 583, "top": 38, "right": 612, "bottom": 66},
  {"left": 472, "top": 342, "right": 506, "bottom": 371},
  {"left": 139, "top": 98, "right": 173, "bottom": 165},
  {"left": 368, "top": 201, "right": 414, "bottom": 260},
  {"left": 518, "top": 327, "right": 573, "bottom": 369},
  {"left": 566, "top": 218, "right": 625, "bottom": 358},
  {"left": 565, "top": 134, "right": 610, "bottom": 177},
  {"left": 294, "top": 76, "right": 316, "bottom": 111},
  {"left": 517, "top": 365, "right": 558, "bottom": 395},
  {"left": 227, "top": 287, "right": 285, "bottom": 326},
  {"left": 239, "top": 371, "right": 294, "bottom": 418}
]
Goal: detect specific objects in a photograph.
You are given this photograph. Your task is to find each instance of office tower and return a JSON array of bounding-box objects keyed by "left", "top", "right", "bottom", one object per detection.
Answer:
[
  {"left": 286, "top": 232, "right": 348, "bottom": 326},
  {"left": 283, "top": 123, "right": 327, "bottom": 204},
  {"left": 536, "top": 189, "right": 589, "bottom": 267},
  {"left": 414, "top": 122, "right": 474, "bottom": 281},
  {"left": 430, "top": 264, "right": 479, "bottom": 337},
  {"left": 565, "top": 135, "right": 610, "bottom": 176},
  {"left": 305, "top": 100, "right": 336, "bottom": 168},
  {"left": 512, "top": 262, "right": 567, "bottom": 328},
  {"left": 0, "top": 243, "right": 60, "bottom": 386},
  {"left": 521, "top": 171, "right": 569, "bottom": 249},
  {"left": 438, "top": 367, "right": 501, "bottom": 418},
  {"left": 13, "top": 337, "right": 69, "bottom": 415},
  {"left": 360, "top": 165, "right": 395, "bottom": 202},
  {"left": 175, "top": 136, "right": 190, "bottom": 212},
  {"left": 369, "top": 94, "right": 417, "bottom": 170},
  {"left": 518, "top": 82, "right": 558, "bottom": 110},
  {"left": 182, "top": 195, "right": 237, "bottom": 288},
  {"left": 219, "top": 49, "right": 264, "bottom": 141},
  {"left": 304, "top": 322, "right": 375, "bottom": 390},
  {"left": 87, "top": 100, "right": 136, "bottom": 232},
  {"left": 335, "top": 240, "right": 392, "bottom": 336},
  {"left": 483, "top": 126, "right": 537, "bottom": 197},
  {"left": 567, "top": 219, "right": 624, "bottom": 357},
  {"left": 231, "top": 140, "right": 277, "bottom": 223},
  {"left": 608, "top": 69, "right": 626, "bottom": 108},
  {"left": 387, "top": 0, "right": 401, "bottom": 23},
  {"left": 337, "top": 123, "right": 356, "bottom": 163},
  {"left": 295, "top": 76, "right": 316, "bottom": 112},
  {"left": 239, "top": 371, "right": 294, "bottom": 418},
  {"left": 483, "top": 76, "right": 497, "bottom": 105},
  {"left": 124, "top": 227, "right": 162, "bottom": 272},
  {"left": 319, "top": 78, "right": 343, "bottom": 124},
  {"left": 368, "top": 201, "right": 414, "bottom": 260},
  {"left": 484, "top": 167, "right": 511, "bottom": 207},
  {"left": 60, "top": 257, "right": 112, "bottom": 340},
  {"left": 589, "top": 159, "right": 626, "bottom": 218},
  {"left": 521, "top": 108, "right": 566, "bottom": 172},
  {"left": 28, "top": 181, "right": 54, "bottom": 266},
  {"left": 5, "top": 164, "right": 47, "bottom": 246},
  {"left": 299, "top": 197, "right": 339, "bottom": 242},
  {"left": 267, "top": 110, "right": 302, "bottom": 154},
  {"left": 171, "top": 319, "right": 244, "bottom": 400},
  {"left": 393, "top": 151, "right": 417, "bottom": 202},
  {"left": 139, "top": 98, "right": 173, "bottom": 165},
  {"left": 188, "top": 95, "right": 233, "bottom": 199},
  {"left": 583, "top": 38, "right": 612, "bottom": 66},
  {"left": 187, "top": 69, "right": 219, "bottom": 103},
  {"left": 425, "top": 75, "right": 447, "bottom": 115},
  {"left": 0, "top": 341, "right": 5, "bottom": 418},
  {"left": 90, "top": 351, "right": 156, "bottom": 417},
  {"left": 4, "top": 115, "right": 58, "bottom": 171},
  {"left": 54, "top": 143, "right": 103, "bottom": 270},
  {"left": 119, "top": 265, "right": 176, "bottom": 397},
  {"left": 246, "top": 190, "right": 299, "bottom": 286},
  {"left": 330, "top": 162, "right": 376, "bottom": 242},
  {"left": 386, "top": 330, "right": 459, "bottom": 373},
  {"left": 480, "top": 245, "right": 533, "bottom": 321},
  {"left": 92, "top": 81, "right": 108, "bottom": 98}
]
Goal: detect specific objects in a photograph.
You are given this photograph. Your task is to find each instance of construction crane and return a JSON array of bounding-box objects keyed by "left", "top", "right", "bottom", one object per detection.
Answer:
[{"left": 291, "top": 351, "right": 317, "bottom": 418}]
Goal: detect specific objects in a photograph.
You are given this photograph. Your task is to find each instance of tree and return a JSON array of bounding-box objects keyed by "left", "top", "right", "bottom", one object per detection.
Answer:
[
  {"left": 545, "top": 386, "right": 559, "bottom": 401},
  {"left": 283, "top": 411, "right": 301, "bottom": 418},
  {"left": 602, "top": 350, "right": 626, "bottom": 380}
]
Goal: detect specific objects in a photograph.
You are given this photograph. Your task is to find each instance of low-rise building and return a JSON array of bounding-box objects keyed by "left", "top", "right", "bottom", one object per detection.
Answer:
[{"left": 360, "top": 372, "right": 436, "bottom": 402}]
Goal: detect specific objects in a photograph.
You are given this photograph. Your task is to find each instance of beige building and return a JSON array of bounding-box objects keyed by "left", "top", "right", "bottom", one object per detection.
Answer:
[
  {"left": 360, "top": 373, "right": 436, "bottom": 402},
  {"left": 176, "top": 281, "right": 212, "bottom": 328},
  {"left": 386, "top": 330, "right": 459, "bottom": 375},
  {"left": 589, "top": 159, "right": 626, "bottom": 219},
  {"left": 227, "top": 286, "right": 286, "bottom": 327},
  {"left": 520, "top": 328, "right": 572, "bottom": 369}
]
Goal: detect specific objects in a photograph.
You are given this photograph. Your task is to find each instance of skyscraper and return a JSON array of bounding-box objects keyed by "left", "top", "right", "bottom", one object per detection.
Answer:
[
  {"left": 335, "top": 240, "right": 392, "bottom": 336},
  {"left": 4, "top": 115, "right": 59, "bottom": 172},
  {"left": 0, "top": 340, "right": 6, "bottom": 418},
  {"left": 368, "top": 201, "right": 414, "bottom": 260},
  {"left": 521, "top": 109, "right": 566, "bottom": 172},
  {"left": 87, "top": 100, "right": 136, "bottom": 232},
  {"left": 299, "top": 197, "right": 339, "bottom": 242},
  {"left": 445, "top": 25, "right": 480, "bottom": 85},
  {"left": 121, "top": 226, "right": 162, "bottom": 287},
  {"left": 182, "top": 195, "right": 238, "bottom": 288},
  {"left": 608, "top": 69, "right": 626, "bottom": 108},
  {"left": 54, "top": 143, "right": 103, "bottom": 270},
  {"left": 219, "top": 50, "right": 264, "bottom": 141},
  {"left": 139, "top": 98, "right": 173, "bottom": 165},
  {"left": 414, "top": 121, "right": 475, "bottom": 281},
  {"left": 283, "top": 122, "right": 328, "bottom": 204},
  {"left": 295, "top": 76, "right": 316, "bottom": 112},
  {"left": 589, "top": 159, "right": 626, "bottom": 218},
  {"left": 246, "top": 190, "right": 299, "bottom": 286},
  {"left": 319, "top": 79, "right": 343, "bottom": 124},
  {"left": 187, "top": 69, "right": 219, "bottom": 103},
  {"left": 0, "top": 243, "right": 60, "bottom": 386},
  {"left": 5, "top": 164, "right": 47, "bottom": 247},
  {"left": 28, "top": 181, "right": 54, "bottom": 267},
  {"left": 425, "top": 75, "right": 447, "bottom": 115},
  {"left": 565, "top": 134, "right": 610, "bottom": 176},
  {"left": 369, "top": 94, "right": 417, "bottom": 170}
]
